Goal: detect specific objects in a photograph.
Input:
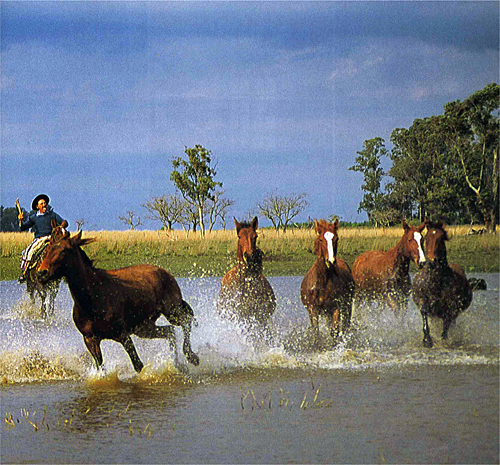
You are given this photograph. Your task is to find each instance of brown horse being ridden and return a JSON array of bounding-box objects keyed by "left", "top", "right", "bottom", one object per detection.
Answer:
[
  {"left": 37, "top": 226, "right": 199, "bottom": 373},
  {"left": 352, "top": 220, "right": 426, "bottom": 314},
  {"left": 301, "top": 219, "right": 354, "bottom": 341},
  {"left": 218, "top": 217, "right": 276, "bottom": 329},
  {"left": 24, "top": 221, "right": 68, "bottom": 319},
  {"left": 412, "top": 220, "right": 473, "bottom": 348}
]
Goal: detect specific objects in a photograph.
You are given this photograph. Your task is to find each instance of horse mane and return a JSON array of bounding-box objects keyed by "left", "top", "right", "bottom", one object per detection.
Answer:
[
  {"left": 237, "top": 221, "right": 253, "bottom": 229},
  {"left": 76, "top": 245, "right": 96, "bottom": 269}
]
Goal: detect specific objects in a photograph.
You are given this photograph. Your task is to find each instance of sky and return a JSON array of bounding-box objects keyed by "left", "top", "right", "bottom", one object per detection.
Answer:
[{"left": 1, "top": 1, "right": 498, "bottom": 231}]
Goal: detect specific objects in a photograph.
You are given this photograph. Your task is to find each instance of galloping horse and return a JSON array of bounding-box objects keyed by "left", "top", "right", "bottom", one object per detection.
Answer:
[
  {"left": 24, "top": 220, "right": 68, "bottom": 319},
  {"left": 352, "top": 220, "right": 426, "bottom": 314},
  {"left": 412, "top": 220, "right": 473, "bottom": 348},
  {"left": 301, "top": 220, "right": 354, "bottom": 340},
  {"left": 37, "top": 227, "right": 199, "bottom": 373},
  {"left": 218, "top": 217, "right": 276, "bottom": 328}
]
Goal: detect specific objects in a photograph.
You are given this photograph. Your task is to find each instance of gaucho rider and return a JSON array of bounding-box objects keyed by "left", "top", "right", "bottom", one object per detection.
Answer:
[{"left": 18, "top": 194, "right": 68, "bottom": 283}]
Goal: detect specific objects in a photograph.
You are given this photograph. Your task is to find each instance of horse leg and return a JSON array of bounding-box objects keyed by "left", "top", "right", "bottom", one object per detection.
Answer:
[
  {"left": 179, "top": 301, "right": 199, "bottom": 366},
  {"left": 37, "top": 287, "right": 48, "bottom": 319},
  {"left": 26, "top": 280, "right": 36, "bottom": 307},
  {"left": 45, "top": 281, "right": 59, "bottom": 319},
  {"left": 329, "top": 309, "right": 340, "bottom": 340},
  {"left": 83, "top": 336, "right": 104, "bottom": 370},
  {"left": 442, "top": 315, "right": 454, "bottom": 340},
  {"left": 134, "top": 320, "right": 178, "bottom": 365},
  {"left": 420, "top": 306, "right": 433, "bottom": 348},
  {"left": 120, "top": 335, "right": 144, "bottom": 373},
  {"left": 161, "top": 299, "right": 199, "bottom": 366}
]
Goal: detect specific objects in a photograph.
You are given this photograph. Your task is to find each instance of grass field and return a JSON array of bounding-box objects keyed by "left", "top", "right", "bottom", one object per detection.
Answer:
[{"left": 0, "top": 225, "right": 498, "bottom": 281}]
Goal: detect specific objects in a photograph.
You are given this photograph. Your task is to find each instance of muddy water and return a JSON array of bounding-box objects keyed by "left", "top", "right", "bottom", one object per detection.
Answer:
[{"left": 1, "top": 274, "right": 498, "bottom": 464}]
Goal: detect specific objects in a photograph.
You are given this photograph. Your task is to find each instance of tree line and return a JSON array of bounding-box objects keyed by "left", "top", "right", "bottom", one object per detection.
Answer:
[
  {"left": 140, "top": 145, "right": 309, "bottom": 234},
  {"left": 3, "top": 84, "right": 497, "bottom": 233},
  {"left": 350, "top": 83, "right": 499, "bottom": 232}
]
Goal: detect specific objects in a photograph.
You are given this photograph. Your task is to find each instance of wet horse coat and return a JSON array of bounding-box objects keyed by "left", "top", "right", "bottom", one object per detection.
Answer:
[
  {"left": 301, "top": 219, "right": 354, "bottom": 339},
  {"left": 218, "top": 217, "right": 276, "bottom": 328},
  {"left": 412, "top": 220, "right": 473, "bottom": 347},
  {"left": 352, "top": 220, "right": 426, "bottom": 313},
  {"left": 37, "top": 228, "right": 199, "bottom": 373}
]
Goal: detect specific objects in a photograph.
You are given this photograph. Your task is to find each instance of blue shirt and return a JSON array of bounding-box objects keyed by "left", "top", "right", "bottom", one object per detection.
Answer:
[{"left": 20, "top": 206, "right": 68, "bottom": 238}]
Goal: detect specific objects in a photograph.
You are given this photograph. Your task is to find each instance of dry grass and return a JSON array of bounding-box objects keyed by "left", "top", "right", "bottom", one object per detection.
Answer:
[
  {"left": 1, "top": 225, "right": 497, "bottom": 278},
  {"left": 0, "top": 225, "right": 491, "bottom": 257}
]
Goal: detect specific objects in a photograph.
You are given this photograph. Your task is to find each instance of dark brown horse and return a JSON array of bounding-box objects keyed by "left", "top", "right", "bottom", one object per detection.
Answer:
[
  {"left": 352, "top": 220, "right": 426, "bottom": 314},
  {"left": 301, "top": 219, "right": 354, "bottom": 340},
  {"left": 218, "top": 217, "right": 276, "bottom": 328},
  {"left": 412, "top": 220, "right": 473, "bottom": 348},
  {"left": 37, "top": 228, "right": 199, "bottom": 373},
  {"left": 24, "top": 220, "right": 68, "bottom": 319}
]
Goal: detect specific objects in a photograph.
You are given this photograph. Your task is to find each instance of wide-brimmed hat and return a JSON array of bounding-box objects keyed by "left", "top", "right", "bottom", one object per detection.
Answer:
[{"left": 32, "top": 194, "right": 50, "bottom": 211}]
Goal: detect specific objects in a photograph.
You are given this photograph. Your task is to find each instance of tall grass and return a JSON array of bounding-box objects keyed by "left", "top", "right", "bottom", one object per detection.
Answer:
[{"left": 1, "top": 225, "right": 498, "bottom": 279}]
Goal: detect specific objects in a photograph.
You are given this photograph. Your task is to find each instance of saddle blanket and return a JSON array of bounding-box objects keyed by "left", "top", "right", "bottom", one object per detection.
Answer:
[{"left": 20, "top": 236, "right": 50, "bottom": 273}]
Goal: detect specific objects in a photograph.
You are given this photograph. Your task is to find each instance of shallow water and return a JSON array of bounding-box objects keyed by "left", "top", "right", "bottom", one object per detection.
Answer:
[{"left": 1, "top": 274, "right": 499, "bottom": 464}]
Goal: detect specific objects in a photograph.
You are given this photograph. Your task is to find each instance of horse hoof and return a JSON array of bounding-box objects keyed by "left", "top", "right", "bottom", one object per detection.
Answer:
[{"left": 187, "top": 352, "right": 200, "bottom": 366}]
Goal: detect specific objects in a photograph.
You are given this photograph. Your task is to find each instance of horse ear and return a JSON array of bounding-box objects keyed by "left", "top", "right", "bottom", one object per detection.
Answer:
[
  {"left": 417, "top": 222, "right": 426, "bottom": 232},
  {"left": 436, "top": 220, "right": 446, "bottom": 230},
  {"left": 333, "top": 218, "right": 339, "bottom": 229},
  {"left": 71, "top": 230, "right": 83, "bottom": 245},
  {"left": 402, "top": 219, "right": 409, "bottom": 231},
  {"left": 51, "top": 219, "right": 58, "bottom": 229},
  {"left": 60, "top": 220, "right": 68, "bottom": 229},
  {"left": 314, "top": 220, "right": 321, "bottom": 234},
  {"left": 234, "top": 218, "right": 241, "bottom": 233},
  {"left": 71, "top": 231, "right": 95, "bottom": 247},
  {"left": 251, "top": 217, "right": 258, "bottom": 231}
]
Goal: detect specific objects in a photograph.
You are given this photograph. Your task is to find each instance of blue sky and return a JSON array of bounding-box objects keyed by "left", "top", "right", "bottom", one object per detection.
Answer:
[{"left": 1, "top": 1, "right": 498, "bottom": 230}]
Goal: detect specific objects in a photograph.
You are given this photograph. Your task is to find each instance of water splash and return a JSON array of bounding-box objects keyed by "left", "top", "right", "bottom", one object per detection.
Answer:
[{"left": 1, "top": 276, "right": 498, "bottom": 384}]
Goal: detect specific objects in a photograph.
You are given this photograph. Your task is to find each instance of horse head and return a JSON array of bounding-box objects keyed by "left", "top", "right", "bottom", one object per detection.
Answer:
[
  {"left": 314, "top": 219, "right": 339, "bottom": 267},
  {"left": 37, "top": 230, "right": 95, "bottom": 284},
  {"left": 401, "top": 220, "right": 426, "bottom": 268},
  {"left": 50, "top": 219, "right": 70, "bottom": 244},
  {"left": 423, "top": 220, "right": 449, "bottom": 267},
  {"left": 234, "top": 217, "right": 262, "bottom": 268}
]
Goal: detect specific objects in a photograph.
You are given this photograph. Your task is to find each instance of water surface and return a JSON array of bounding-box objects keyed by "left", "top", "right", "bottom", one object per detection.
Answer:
[{"left": 1, "top": 275, "right": 498, "bottom": 463}]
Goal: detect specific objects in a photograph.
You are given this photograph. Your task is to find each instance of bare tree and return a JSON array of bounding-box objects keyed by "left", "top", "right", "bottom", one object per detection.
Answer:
[
  {"left": 119, "top": 211, "right": 142, "bottom": 230},
  {"left": 256, "top": 192, "right": 309, "bottom": 232},
  {"left": 74, "top": 218, "right": 86, "bottom": 231},
  {"left": 206, "top": 191, "right": 234, "bottom": 231},
  {"left": 143, "top": 194, "right": 185, "bottom": 231}
]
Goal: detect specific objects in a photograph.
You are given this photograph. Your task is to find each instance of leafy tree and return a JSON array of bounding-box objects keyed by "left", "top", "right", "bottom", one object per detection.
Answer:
[
  {"left": 256, "top": 192, "right": 308, "bottom": 232},
  {"left": 0, "top": 206, "right": 19, "bottom": 232},
  {"left": 349, "top": 137, "right": 388, "bottom": 223},
  {"left": 170, "top": 145, "right": 222, "bottom": 236},
  {"left": 444, "top": 82, "right": 499, "bottom": 231}
]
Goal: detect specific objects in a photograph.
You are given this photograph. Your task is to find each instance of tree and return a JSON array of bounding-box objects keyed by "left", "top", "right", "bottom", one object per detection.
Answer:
[
  {"left": 444, "top": 82, "right": 499, "bottom": 231},
  {"left": 143, "top": 194, "right": 185, "bottom": 231},
  {"left": 256, "top": 192, "right": 308, "bottom": 232},
  {"left": 0, "top": 206, "right": 19, "bottom": 232},
  {"left": 119, "top": 211, "right": 142, "bottom": 230},
  {"left": 170, "top": 145, "right": 222, "bottom": 237},
  {"left": 349, "top": 137, "right": 387, "bottom": 222},
  {"left": 205, "top": 191, "right": 234, "bottom": 231},
  {"left": 74, "top": 219, "right": 87, "bottom": 231}
]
